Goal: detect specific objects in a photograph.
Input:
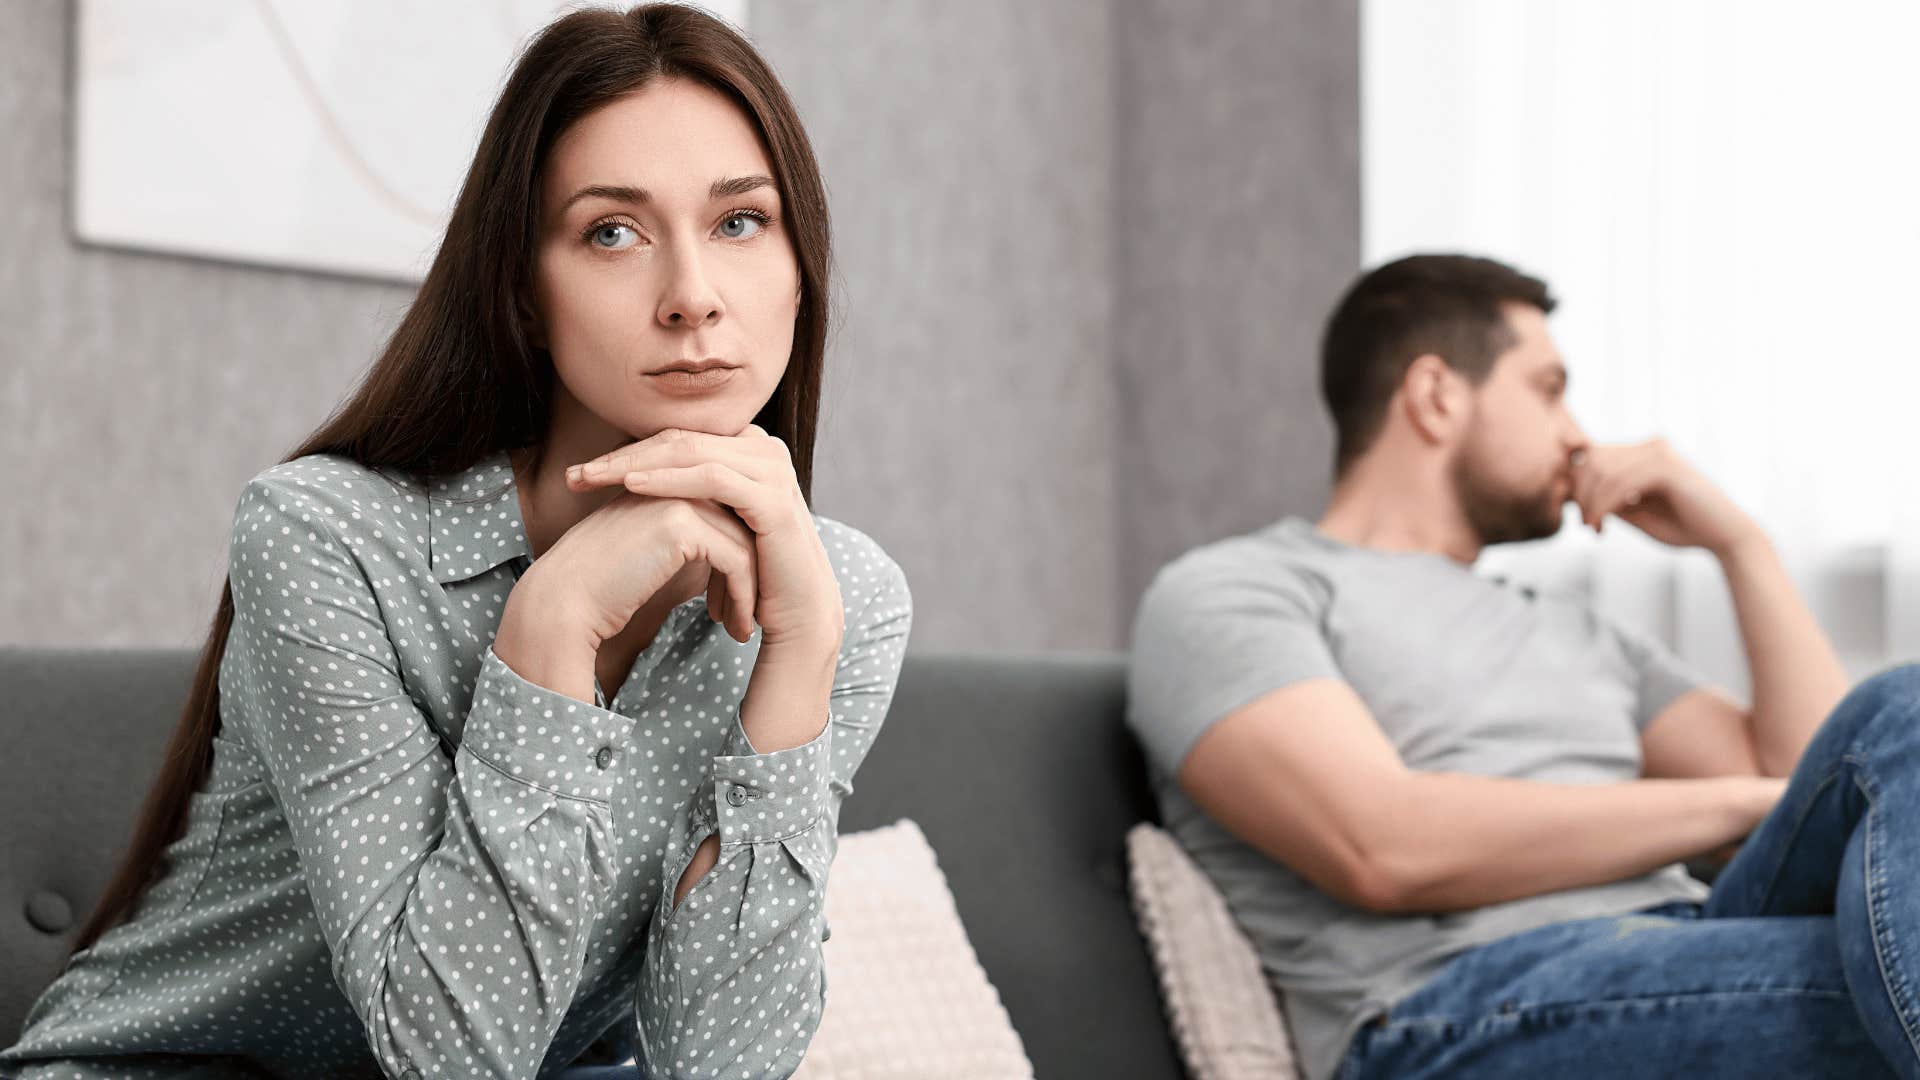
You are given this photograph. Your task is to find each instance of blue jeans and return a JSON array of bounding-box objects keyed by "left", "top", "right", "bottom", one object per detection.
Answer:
[{"left": 1336, "top": 665, "right": 1920, "bottom": 1079}]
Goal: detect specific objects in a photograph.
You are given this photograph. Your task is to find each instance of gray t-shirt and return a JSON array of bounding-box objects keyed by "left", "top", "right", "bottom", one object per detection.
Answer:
[{"left": 1126, "top": 516, "right": 1713, "bottom": 1080}]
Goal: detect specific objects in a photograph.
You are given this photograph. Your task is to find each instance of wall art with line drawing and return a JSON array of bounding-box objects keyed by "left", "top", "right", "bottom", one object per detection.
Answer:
[{"left": 73, "top": 0, "right": 750, "bottom": 284}]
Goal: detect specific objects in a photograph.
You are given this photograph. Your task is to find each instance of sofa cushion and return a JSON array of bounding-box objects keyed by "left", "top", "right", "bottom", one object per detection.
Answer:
[
  {"left": 795, "top": 818, "right": 1034, "bottom": 1079},
  {"left": 1128, "top": 823, "right": 1302, "bottom": 1080}
]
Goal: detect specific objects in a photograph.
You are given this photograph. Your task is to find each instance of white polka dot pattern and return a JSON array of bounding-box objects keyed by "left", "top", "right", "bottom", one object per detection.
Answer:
[{"left": 0, "top": 449, "right": 913, "bottom": 1080}]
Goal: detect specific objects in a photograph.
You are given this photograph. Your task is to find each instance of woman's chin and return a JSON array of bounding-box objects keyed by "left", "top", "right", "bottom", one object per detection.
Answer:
[{"left": 624, "top": 405, "right": 764, "bottom": 441}]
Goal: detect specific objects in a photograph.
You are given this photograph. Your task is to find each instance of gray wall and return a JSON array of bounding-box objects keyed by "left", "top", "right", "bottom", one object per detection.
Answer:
[
  {"left": 1, "top": 0, "right": 1357, "bottom": 651},
  {"left": 1115, "top": 0, "right": 1358, "bottom": 610},
  {"left": 754, "top": 1, "right": 1121, "bottom": 650},
  {"left": 2, "top": 0, "right": 418, "bottom": 649}
]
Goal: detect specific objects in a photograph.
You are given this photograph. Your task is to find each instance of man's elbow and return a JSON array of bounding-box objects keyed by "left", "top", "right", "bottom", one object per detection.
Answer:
[
  {"left": 1336, "top": 828, "right": 1467, "bottom": 915},
  {"left": 1330, "top": 849, "right": 1414, "bottom": 915}
]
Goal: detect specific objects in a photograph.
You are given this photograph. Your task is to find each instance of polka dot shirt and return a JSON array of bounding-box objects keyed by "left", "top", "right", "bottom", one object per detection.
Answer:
[{"left": 0, "top": 449, "right": 913, "bottom": 1080}]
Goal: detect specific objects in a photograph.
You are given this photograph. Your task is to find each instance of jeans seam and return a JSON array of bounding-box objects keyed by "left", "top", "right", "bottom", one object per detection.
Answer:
[{"left": 1858, "top": 767, "right": 1920, "bottom": 1063}]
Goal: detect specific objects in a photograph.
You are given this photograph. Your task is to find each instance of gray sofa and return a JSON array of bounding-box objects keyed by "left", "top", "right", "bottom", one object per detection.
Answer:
[{"left": 1, "top": 647, "right": 1183, "bottom": 1078}]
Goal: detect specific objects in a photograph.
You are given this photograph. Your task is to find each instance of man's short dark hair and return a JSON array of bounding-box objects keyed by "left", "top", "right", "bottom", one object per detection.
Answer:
[{"left": 1320, "top": 253, "right": 1557, "bottom": 475}]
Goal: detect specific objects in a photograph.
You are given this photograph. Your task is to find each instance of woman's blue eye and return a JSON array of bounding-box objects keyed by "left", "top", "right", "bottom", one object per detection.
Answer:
[
  {"left": 718, "top": 213, "right": 763, "bottom": 239},
  {"left": 587, "top": 221, "right": 641, "bottom": 249}
]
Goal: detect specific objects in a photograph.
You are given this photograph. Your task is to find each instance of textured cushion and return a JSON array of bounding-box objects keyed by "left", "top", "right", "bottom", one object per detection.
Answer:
[
  {"left": 794, "top": 819, "right": 1035, "bottom": 1079},
  {"left": 1126, "top": 823, "right": 1303, "bottom": 1080}
]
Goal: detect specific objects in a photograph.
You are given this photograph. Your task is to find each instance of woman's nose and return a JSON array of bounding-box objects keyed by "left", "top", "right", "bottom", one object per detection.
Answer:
[{"left": 657, "top": 249, "right": 723, "bottom": 328}]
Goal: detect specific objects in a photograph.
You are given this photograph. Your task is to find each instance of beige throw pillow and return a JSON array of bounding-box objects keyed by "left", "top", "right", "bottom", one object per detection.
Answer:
[
  {"left": 1126, "top": 823, "right": 1304, "bottom": 1080},
  {"left": 793, "top": 819, "right": 1036, "bottom": 1080}
]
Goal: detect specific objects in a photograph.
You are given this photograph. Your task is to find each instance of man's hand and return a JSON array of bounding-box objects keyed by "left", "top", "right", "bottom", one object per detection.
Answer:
[
  {"left": 1577, "top": 441, "right": 1847, "bottom": 783},
  {"left": 1571, "top": 438, "right": 1762, "bottom": 557}
]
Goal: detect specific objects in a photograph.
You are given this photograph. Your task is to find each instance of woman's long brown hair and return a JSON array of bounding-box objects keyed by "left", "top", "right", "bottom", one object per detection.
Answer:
[{"left": 71, "top": 3, "right": 832, "bottom": 955}]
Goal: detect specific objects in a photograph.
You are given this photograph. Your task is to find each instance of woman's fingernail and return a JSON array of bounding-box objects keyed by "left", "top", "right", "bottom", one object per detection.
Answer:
[
  {"left": 583, "top": 461, "right": 607, "bottom": 477},
  {"left": 566, "top": 465, "right": 581, "bottom": 481}
]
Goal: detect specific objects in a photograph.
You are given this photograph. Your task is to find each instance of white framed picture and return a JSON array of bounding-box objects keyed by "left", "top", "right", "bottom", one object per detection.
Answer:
[{"left": 73, "top": 0, "right": 751, "bottom": 284}]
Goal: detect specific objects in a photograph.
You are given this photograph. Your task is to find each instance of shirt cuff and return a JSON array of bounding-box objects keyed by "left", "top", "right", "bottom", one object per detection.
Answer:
[
  {"left": 704, "top": 709, "right": 834, "bottom": 844},
  {"left": 460, "top": 644, "right": 635, "bottom": 804}
]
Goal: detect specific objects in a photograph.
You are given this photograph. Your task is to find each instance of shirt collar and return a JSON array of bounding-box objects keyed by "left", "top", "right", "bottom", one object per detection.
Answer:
[{"left": 426, "top": 448, "right": 533, "bottom": 585}]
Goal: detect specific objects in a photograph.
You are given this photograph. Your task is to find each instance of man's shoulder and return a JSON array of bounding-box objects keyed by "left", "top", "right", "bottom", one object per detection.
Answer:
[
  {"left": 1147, "top": 518, "right": 1330, "bottom": 602},
  {"left": 1130, "top": 520, "right": 1340, "bottom": 647}
]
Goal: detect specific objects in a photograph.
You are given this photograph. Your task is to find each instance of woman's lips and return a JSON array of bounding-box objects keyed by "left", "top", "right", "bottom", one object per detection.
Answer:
[{"left": 647, "top": 366, "right": 740, "bottom": 395}]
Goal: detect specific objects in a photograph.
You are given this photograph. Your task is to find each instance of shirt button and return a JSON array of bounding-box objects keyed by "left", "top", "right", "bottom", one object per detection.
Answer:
[
  {"left": 400, "top": 1070, "right": 422, "bottom": 1080},
  {"left": 726, "top": 784, "right": 749, "bottom": 807},
  {"left": 593, "top": 745, "right": 615, "bottom": 770}
]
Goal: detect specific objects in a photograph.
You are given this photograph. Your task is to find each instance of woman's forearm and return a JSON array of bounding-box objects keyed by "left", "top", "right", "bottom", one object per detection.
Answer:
[
  {"left": 491, "top": 566, "right": 601, "bottom": 703},
  {"left": 738, "top": 636, "right": 840, "bottom": 752}
]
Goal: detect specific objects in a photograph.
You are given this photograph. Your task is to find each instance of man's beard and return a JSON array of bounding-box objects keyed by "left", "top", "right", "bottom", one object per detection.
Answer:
[{"left": 1450, "top": 445, "right": 1566, "bottom": 547}]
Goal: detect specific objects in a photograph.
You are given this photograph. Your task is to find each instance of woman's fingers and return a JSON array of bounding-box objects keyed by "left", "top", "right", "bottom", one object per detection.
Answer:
[
  {"left": 624, "top": 461, "right": 794, "bottom": 535},
  {"left": 675, "top": 499, "right": 757, "bottom": 642},
  {"left": 677, "top": 507, "right": 756, "bottom": 643},
  {"left": 705, "top": 567, "right": 730, "bottom": 634},
  {"left": 574, "top": 426, "right": 832, "bottom": 646},
  {"left": 568, "top": 426, "right": 793, "bottom": 491}
]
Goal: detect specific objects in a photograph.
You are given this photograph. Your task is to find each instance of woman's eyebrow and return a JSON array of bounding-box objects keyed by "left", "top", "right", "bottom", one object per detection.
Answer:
[
  {"left": 563, "top": 183, "right": 648, "bottom": 212},
  {"left": 710, "top": 174, "right": 775, "bottom": 199},
  {"left": 561, "top": 174, "right": 776, "bottom": 213}
]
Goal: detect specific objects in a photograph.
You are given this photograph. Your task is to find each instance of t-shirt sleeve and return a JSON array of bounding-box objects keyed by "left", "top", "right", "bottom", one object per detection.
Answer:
[
  {"left": 1608, "top": 614, "right": 1711, "bottom": 732},
  {"left": 1126, "top": 548, "right": 1342, "bottom": 776}
]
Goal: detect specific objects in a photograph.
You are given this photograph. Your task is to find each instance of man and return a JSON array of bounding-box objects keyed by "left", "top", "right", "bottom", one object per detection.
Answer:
[{"left": 1126, "top": 254, "right": 1920, "bottom": 1079}]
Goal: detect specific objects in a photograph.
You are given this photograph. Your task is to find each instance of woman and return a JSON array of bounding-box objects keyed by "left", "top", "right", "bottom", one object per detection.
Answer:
[{"left": 0, "top": 6, "right": 910, "bottom": 1078}]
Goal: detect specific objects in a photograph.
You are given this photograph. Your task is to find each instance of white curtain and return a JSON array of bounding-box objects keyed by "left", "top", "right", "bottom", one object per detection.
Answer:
[{"left": 1362, "top": 0, "right": 1920, "bottom": 695}]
